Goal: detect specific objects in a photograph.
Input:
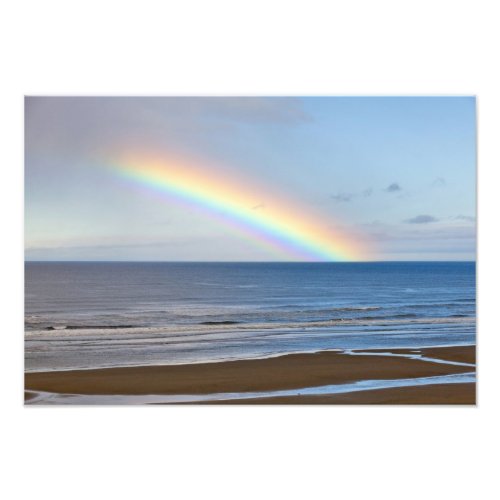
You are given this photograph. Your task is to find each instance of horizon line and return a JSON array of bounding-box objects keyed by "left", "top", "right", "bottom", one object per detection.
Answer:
[{"left": 24, "top": 259, "right": 477, "bottom": 264}]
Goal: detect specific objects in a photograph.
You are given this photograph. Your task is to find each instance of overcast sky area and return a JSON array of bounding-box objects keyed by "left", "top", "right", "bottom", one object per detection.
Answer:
[{"left": 25, "top": 96, "right": 476, "bottom": 261}]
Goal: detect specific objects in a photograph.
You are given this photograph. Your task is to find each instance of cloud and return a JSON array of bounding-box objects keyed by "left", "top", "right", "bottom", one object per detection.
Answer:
[
  {"left": 432, "top": 177, "right": 446, "bottom": 187},
  {"left": 331, "top": 187, "right": 373, "bottom": 202},
  {"left": 331, "top": 192, "right": 354, "bottom": 202},
  {"left": 365, "top": 225, "right": 475, "bottom": 261},
  {"left": 25, "top": 96, "right": 311, "bottom": 165},
  {"left": 404, "top": 215, "right": 438, "bottom": 224},
  {"left": 202, "top": 97, "right": 312, "bottom": 124},
  {"left": 358, "top": 220, "right": 385, "bottom": 227},
  {"left": 455, "top": 215, "right": 476, "bottom": 222},
  {"left": 385, "top": 182, "right": 401, "bottom": 192}
]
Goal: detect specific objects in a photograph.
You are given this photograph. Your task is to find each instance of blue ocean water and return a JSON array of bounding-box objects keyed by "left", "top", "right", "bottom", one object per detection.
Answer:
[{"left": 25, "top": 262, "right": 476, "bottom": 371}]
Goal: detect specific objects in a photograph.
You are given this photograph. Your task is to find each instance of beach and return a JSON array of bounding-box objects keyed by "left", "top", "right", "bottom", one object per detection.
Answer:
[
  {"left": 25, "top": 345, "right": 475, "bottom": 404},
  {"left": 25, "top": 262, "right": 476, "bottom": 405}
]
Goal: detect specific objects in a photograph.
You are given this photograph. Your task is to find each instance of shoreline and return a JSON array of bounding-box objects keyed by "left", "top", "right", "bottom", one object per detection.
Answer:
[
  {"left": 25, "top": 345, "right": 476, "bottom": 404},
  {"left": 197, "top": 383, "right": 476, "bottom": 405},
  {"left": 24, "top": 342, "right": 476, "bottom": 374}
]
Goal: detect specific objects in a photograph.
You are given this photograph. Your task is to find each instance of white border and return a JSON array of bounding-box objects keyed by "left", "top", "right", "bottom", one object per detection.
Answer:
[{"left": 3, "top": 1, "right": 499, "bottom": 499}]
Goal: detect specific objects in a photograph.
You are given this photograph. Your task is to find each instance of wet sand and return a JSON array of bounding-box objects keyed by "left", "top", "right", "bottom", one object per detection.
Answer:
[
  {"left": 25, "top": 345, "right": 475, "bottom": 404},
  {"left": 356, "top": 346, "right": 476, "bottom": 365},
  {"left": 202, "top": 383, "right": 475, "bottom": 404}
]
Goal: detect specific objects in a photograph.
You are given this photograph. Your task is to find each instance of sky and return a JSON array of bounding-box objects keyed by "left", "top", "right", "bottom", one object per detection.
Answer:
[{"left": 25, "top": 96, "right": 476, "bottom": 261}]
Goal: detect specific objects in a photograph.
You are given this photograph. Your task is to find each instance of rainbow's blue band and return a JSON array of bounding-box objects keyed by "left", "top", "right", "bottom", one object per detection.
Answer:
[{"left": 109, "top": 157, "right": 369, "bottom": 261}]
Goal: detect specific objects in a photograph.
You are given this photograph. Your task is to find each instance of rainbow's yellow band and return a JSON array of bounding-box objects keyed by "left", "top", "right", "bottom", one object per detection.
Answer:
[{"left": 109, "top": 157, "right": 369, "bottom": 261}]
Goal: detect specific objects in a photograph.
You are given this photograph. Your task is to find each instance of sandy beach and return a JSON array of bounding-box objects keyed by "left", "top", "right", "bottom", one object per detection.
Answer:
[
  {"left": 202, "top": 383, "right": 475, "bottom": 404},
  {"left": 25, "top": 345, "right": 475, "bottom": 404}
]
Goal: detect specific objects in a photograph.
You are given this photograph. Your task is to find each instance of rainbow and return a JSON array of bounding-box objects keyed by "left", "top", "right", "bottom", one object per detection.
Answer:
[{"left": 108, "top": 155, "right": 369, "bottom": 261}]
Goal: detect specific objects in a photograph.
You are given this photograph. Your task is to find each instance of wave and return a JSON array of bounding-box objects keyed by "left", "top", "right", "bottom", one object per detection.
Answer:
[
  {"left": 44, "top": 325, "right": 138, "bottom": 331},
  {"left": 199, "top": 320, "right": 241, "bottom": 325},
  {"left": 26, "top": 303, "right": 475, "bottom": 335},
  {"left": 25, "top": 315, "right": 476, "bottom": 340},
  {"left": 267, "top": 305, "right": 382, "bottom": 312},
  {"left": 331, "top": 306, "right": 381, "bottom": 312},
  {"left": 405, "top": 302, "right": 473, "bottom": 309},
  {"left": 358, "top": 313, "right": 418, "bottom": 320}
]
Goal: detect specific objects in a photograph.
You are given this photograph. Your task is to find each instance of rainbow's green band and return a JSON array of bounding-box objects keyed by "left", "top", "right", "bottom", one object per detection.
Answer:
[{"left": 109, "top": 157, "right": 369, "bottom": 261}]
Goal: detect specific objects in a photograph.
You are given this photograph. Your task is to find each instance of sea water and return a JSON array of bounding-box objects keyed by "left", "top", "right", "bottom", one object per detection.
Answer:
[{"left": 25, "top": 262, "right": 476, "bottom": 371}]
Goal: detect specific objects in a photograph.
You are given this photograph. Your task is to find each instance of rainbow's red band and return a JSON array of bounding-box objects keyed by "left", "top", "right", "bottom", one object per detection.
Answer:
[{"left": 109, "top": 156, "right": 369, "bottom": 261}]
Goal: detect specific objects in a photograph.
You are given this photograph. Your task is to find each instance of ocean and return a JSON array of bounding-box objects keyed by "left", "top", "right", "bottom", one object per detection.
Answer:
[{"left": 25, "top": 261, "right": 476, "bottom": 372}]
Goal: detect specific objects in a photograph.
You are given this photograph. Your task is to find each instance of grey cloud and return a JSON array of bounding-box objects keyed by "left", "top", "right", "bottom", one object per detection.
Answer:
[
  {"left": 366, "top": 225, "right": 475, "bottom": 260},
  {"left": 368, "top": 231, "right": 390, "bottom": 240},
  {"left": 432, "top": 177, "right": 447, "bottom": 187},
  {"left": 25, "top": 96, "right": 311, "bottom": 169},
  {"left": 455, "top": 215, "right": 476, "bottom": 222},
  {"left": 359, "top": 214, "right": 476, "bottom": 260},
  {"left": 331, "top": 192, "right": 354, "bottom": 202},
  {"left": 368, "top": 225, "right": 474, "bottom": 241},
  {"left": 331, "top": 187, "right": 373, "bottom": 202},
  {"left": 385, "top": 182, "right": 401, "bottom": 192},
  {"left": 200, "top": 97, "right": 311, "bottom": 124},
  {"left": 26, "top": 96, "right": 310, "bottom": 140},
  {"left": 404, "top": 215, "right": 438, "bottom": 224},
  {"left": 359, "top": 220, "right": 385, "bottom": 227}
]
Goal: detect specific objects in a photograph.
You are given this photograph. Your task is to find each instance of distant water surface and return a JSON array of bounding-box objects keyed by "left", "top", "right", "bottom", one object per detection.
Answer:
[{"left": 25, "top": 262, "right": 476, "bottom": 371}]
